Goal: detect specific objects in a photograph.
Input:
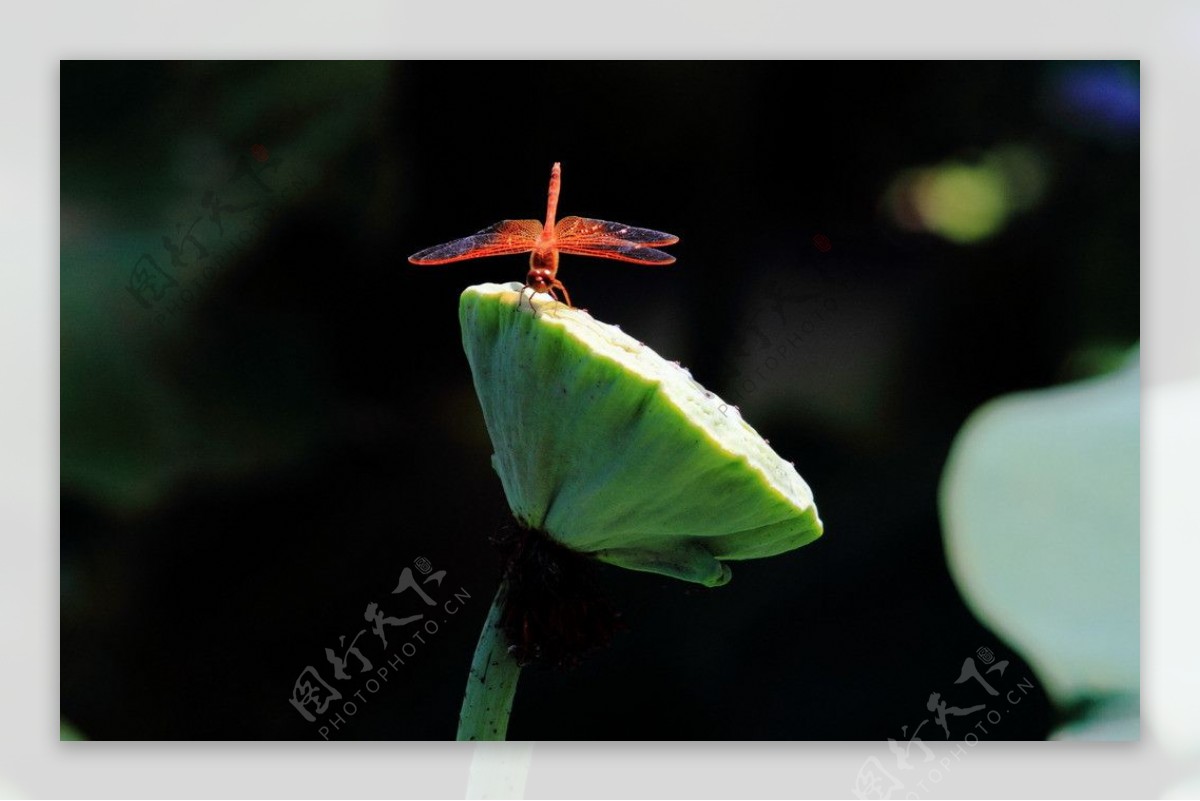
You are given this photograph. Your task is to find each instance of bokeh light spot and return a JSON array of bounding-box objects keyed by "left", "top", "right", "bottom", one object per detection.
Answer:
[
  {"left": 885, "top": 143, "right": 1050, "bottom": 245},
  {"left": 1050, "top": 63, "right": 1140, "bottom": 135},
  {"left": 914, "top": 163, "right": 1007, "bottom": 244}
]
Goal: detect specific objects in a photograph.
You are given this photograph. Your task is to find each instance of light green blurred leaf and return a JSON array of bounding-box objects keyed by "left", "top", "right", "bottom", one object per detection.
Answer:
[{"left": 940, "top": 348, "right": 1139, "bottom": 736}]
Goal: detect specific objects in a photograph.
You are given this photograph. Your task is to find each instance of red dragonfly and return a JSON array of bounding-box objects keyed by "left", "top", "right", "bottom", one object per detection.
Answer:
[{"left": 408, "top": 162, "right": 678, "bottom": 307}]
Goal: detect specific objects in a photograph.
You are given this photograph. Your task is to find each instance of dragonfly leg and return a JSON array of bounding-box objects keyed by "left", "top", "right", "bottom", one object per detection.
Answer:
[{"left": 550, "top": 279, "right": 573, "bottom": 308}]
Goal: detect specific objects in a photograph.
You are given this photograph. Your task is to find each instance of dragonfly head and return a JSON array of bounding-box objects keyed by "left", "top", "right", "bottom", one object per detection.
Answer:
[
  {"left": 527, "top": 249, "right": 559, "bottom": 294},
  {"left": 526, "top": 268, "right": 554, "bottom": 294}
]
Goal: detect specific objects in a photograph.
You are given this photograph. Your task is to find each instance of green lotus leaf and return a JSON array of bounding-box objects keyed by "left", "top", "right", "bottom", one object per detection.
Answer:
[{"left": 459, "top": 282, "right": 823, "bottom": 587}]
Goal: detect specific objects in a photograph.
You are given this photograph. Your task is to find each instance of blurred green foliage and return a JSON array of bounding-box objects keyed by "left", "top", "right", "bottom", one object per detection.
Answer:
[{"left": 62, "top": 63, "right": 390, "bottom": 514}]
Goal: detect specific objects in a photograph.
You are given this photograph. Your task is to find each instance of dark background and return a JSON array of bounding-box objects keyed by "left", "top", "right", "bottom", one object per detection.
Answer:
[{"left": 60, "top": 61, "right": 1138, "bottom": 740}]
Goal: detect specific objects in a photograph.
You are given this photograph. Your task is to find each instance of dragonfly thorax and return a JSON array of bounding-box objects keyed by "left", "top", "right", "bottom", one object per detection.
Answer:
[
  {"left": 527, "top": 244, "right": 558, "bottom": 294},
  {"left": 529, "top": 248, "right": 558, "bottom": 273}
]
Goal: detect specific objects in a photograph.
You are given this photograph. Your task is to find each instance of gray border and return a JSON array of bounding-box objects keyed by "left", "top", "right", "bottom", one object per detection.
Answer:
[{"left": 13, "top": 0, "right": 1190, "bottom": 796}]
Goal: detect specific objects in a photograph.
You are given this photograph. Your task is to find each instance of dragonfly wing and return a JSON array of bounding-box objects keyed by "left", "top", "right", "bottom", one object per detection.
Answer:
[
  {"left": 556, "top": 241, "right": 676, "bottom": 265},
  {"left": 556, "top": 216, "right": 679, "bottom": 246},
  {"left": 408, "top": 220, "right": 541, "bottom": 264},
  {"left": 555, "top": 216, "right": 678, "bottom": 265}
]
